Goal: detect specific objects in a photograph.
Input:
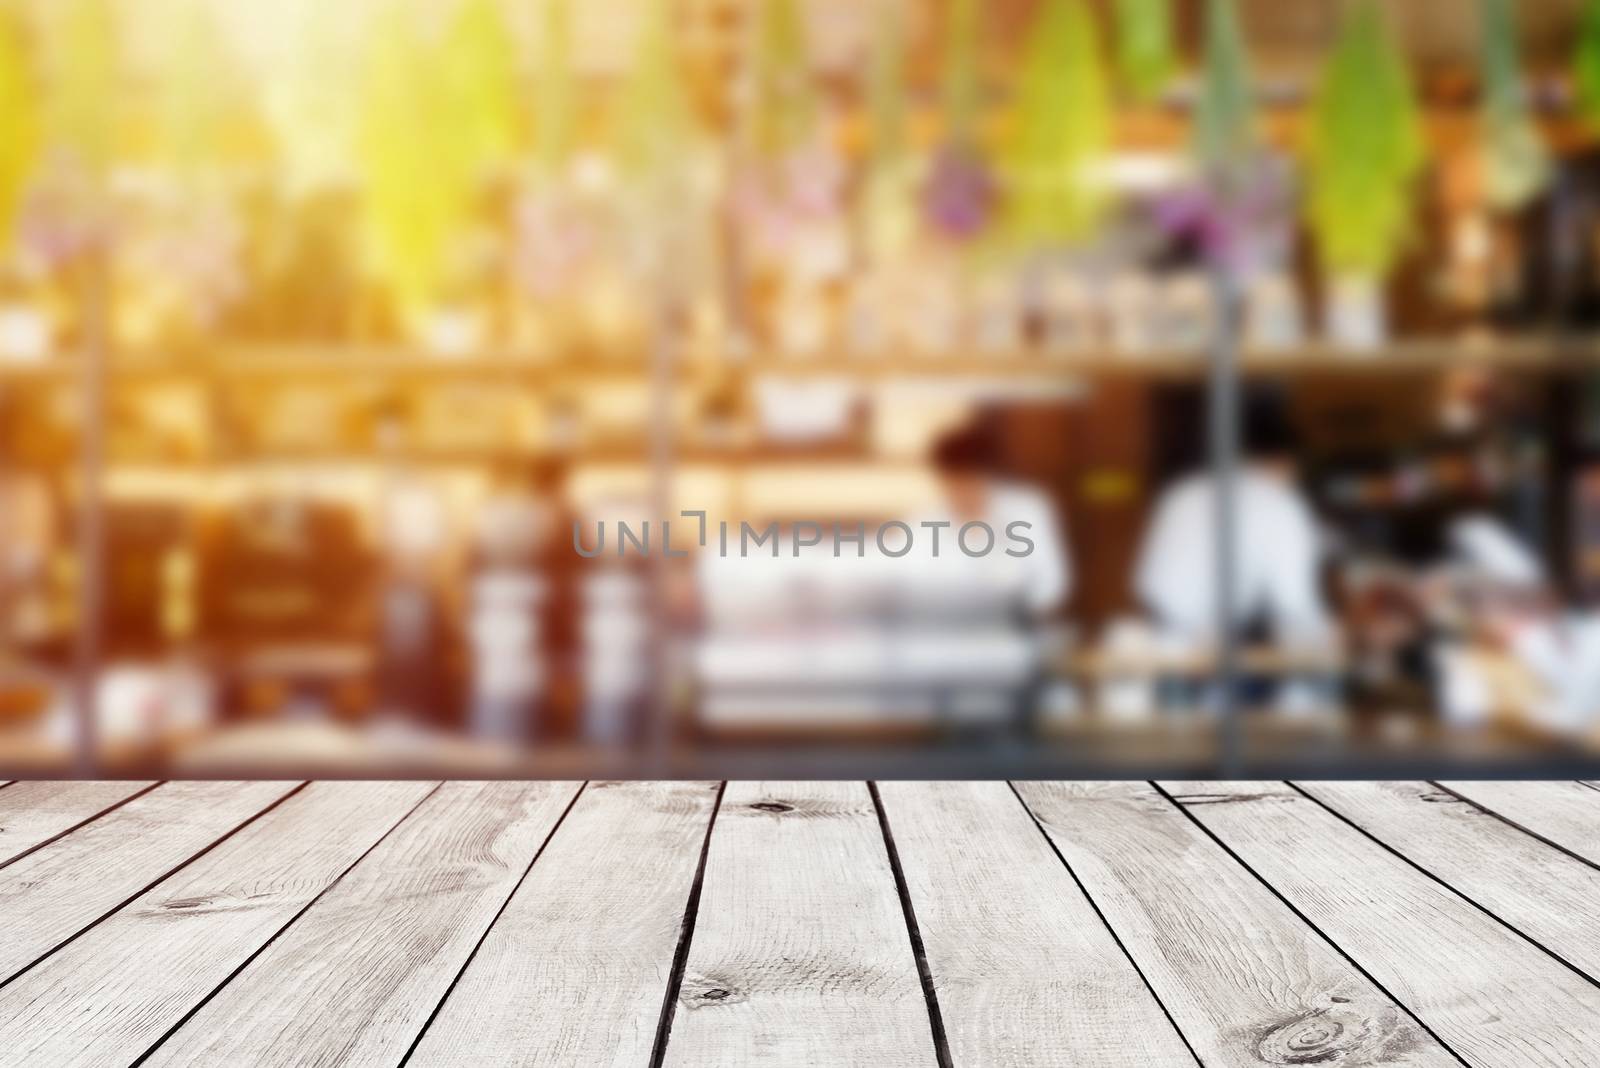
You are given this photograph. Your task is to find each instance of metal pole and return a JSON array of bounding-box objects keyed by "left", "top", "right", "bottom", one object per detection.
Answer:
[
  {"left": 71, "top": 250, "right": 109, "bottom": 777},
  {"left": 1210, "top": 269, "right": 1243, "bottom": 777},
  {"left": 646, "top": 289, "right": 675, "bottom": 777}
]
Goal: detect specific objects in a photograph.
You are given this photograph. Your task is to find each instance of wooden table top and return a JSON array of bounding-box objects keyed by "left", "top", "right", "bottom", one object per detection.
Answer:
[{"left": 1, "top": 779, "right": 1598, "bottom": 1066}]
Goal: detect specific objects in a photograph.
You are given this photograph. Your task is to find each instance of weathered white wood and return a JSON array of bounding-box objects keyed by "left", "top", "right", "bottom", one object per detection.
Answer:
[
  {"left": 1298, "top": 780, "right": 1600, "bottom": 985},
  {"left": 1438, "top": 781, "right": 1600, "bottom": 865},
  {"left": 0, "top": 780, "right": 298, "bottom": 983},
  {"left": 1015, "top": 782, "right": 1453, "bottom": 1068},
  {"left": 877, "top": 781, "right": 1196, "bottom": 1066},
  {"left": 143, "top": 780, "right": 582, "bottom": 1068},
  {"left": 0, "top": 780, "right": 154, "bottom": 867},
  {"left": 0, "top": 780, "right": 437, "bottom": 1068},
  {"left": 409, "top": 781, "right": 719, "bottom": 1067},
  {"left": 661, "top": 781, "right": 936, "bottom": 1068},
  {"left": 1166, "top": 780, "right": 1600, "bottom": 1067}
]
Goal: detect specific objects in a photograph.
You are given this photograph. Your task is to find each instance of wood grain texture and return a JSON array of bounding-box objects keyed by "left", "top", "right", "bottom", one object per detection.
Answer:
[
  {"left": 1166, "top": 780, "right": 1600, "bottom": 1068},
  {"left": 661, "top": 781, "right": 937, "bottom": 1068},
  {"left": 142, "top": 780, "right": 582, "bottom": 1068},
  {"left": 0, "top": 780, "right": 155, "bottom": 867},
  {"left": 1297, "top": 780, "right": 1600, "bottom": 985},
  {"left": 877, "top": 781, "right": 1196, "bottom": 1066},
  {"left": 1016, "top": 781, "right": 1452, "bottom": 1068},
  {"left": 0, "top": 780, "right": 437, "bottom": 1068},
  {"left": 409, "top": 781, "right": 720, "bottom": 1067},
  {"left": 1438, "top": 781, "right": 1600, "bottom": 865},
  {"left": 0, "top": 780, "right": 298, "bottom": 984}
]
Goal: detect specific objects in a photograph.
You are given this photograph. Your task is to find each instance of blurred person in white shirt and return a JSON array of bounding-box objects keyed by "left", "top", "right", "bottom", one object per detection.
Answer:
[
  {"left": 1430, "top": 515, "right": 1600, "bottom": 735},
  {"left": 919, "top": 421, "right": 1073, "bottom": 623},
  {"left": 1128, "top": 390, "right": 1335, "bottom": 714},
  {"left": 910, "top": 422, "right": 1074, "bottom": 734},
  {"left": 1135, "top": 392, "right": 1333, "bottom": 648}
]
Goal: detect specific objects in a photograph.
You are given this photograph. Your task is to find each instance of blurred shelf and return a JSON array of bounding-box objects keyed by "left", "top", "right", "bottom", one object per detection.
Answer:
[
  {"left": 1064, "top": 645, "right": 1347, "bottom": 678},
  {"left": 5, "top": 336, "right": 1600, "bottom": 387}
]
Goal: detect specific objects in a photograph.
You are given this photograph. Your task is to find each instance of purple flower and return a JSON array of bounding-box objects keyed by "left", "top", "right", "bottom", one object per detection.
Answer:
[
  {"left": 922, "top": 143, "right": 996, "bottom": 241},
  {"left": 512, "top": 187, "right": 597, "bottom": 297},
  {"left": 733, "top": 144, "right": 846, "bottom": 262},
  {"left": 1151, "top": 153, "right": 1296, "bottom": 279}
]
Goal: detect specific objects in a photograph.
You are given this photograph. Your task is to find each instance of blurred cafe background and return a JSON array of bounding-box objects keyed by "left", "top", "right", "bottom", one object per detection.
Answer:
[{"left": 7, "top": 0, "right": 1600, "bottom": 777}]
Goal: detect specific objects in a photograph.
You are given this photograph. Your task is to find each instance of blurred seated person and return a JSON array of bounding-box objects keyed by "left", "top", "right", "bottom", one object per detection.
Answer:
[
  {"left": 915, "top": 421, "right": 1073, "bottom": 733},
  {"left": 467, "top": 460, "right": 577, "bottom": 744},
  {"left": 1121, "top": 390, "right": 1335, "bottom": 715},
  {"left": 920, "top": 421, "right": 1072, "bottom": 623},
  {"left": 1134, "top": 391, "right": 1334, "bottom": 651},
  {"left": 1424, "top": 514, "right": 1600, "bottom": 736}
]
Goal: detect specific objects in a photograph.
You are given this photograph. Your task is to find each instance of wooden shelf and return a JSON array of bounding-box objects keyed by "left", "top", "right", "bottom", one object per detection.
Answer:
[{"left": 4, "top": 335, "right": 1599, "bottom": 386}]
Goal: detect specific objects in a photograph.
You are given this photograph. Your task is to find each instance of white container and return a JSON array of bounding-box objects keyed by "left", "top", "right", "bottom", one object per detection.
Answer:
[{"left": 1324, "top": 275, "right": 1387, "bottom": 353}]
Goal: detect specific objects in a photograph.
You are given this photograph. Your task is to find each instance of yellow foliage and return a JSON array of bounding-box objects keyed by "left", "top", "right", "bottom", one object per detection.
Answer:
[{"left": 0, "top": 8, "right": 40, "bottom": 247}]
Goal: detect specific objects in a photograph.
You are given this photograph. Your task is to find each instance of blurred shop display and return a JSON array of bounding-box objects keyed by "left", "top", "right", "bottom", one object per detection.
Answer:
[{"left": 9, "top": 0, "right": 1600, "bottom": 776}]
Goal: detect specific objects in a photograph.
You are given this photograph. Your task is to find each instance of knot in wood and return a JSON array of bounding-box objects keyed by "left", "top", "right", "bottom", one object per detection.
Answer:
[{"left": 1256, "top": 1007, "right": 1365, "bottom": 1064}]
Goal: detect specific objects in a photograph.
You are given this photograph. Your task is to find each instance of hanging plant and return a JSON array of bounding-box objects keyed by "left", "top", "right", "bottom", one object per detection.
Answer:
[
  {"left": 1192, "top": 0, "right": 1251, "bottom": 179},
  {"left": 50, "top": 0, "right": 117, "bottom": 173},
  {"left": 441, "top": 0, "right": 521, "bottom": 179},
  {"left": 515, "top": 0, "right": 587, "bottom": 298},
  {"left": 751, "top": 0, "right": 813, "bottom": 159},
  {"left": 1114, "top": 0, "right": 1175, "bottom": 103},
  {"left": 617, "top": 0, "right": 694, "bottom": 187},
  {"left": 1002, "top": 0, "right": 1112, "bottom": 248},
  {"left": 155, "top": 1, "right": 250, "bottom": 177},
  {"left": 1146, "top": 0, "right": 1299, "bottom": 290},
  {"left": 733, "top": 0, "right": 844, "bottom": 264},
  {"left": 1304, "top": 0, "right": 1424, "bottom": 278},
  {"left": 1479, "top": 0, "right": 1549, "bottom": 212},
  {"left": 358, "top": 13, "right": 474, "bottom": 310},
  {"left": 0, "top": 9, "right": 40, "bottom": 251},
  {"left": 262, "top": 0, "right": 362, "bottom": 192},
  {"left": 1577, "top": 0, "right": 1600, "bottom": 131},
  {"left": 1152, "top": 0, "right": 1290, "bottom": 280},
  {"left": 20, "top": 0, "right": 118, "bottom": 266},
  {"left": 859, "top": 0, "right": 916, "bottom": 264},
  {"left": 923, "top": 0, "right": 995, "bottom": 241},
  {"left": 530, "top": 0, "right": 575, "bottom": 176}
]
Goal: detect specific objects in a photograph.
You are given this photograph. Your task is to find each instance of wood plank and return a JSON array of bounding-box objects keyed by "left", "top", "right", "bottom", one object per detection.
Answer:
[
  {"left": 1298, "top": 780, "right": 1600, "bottom": 986},
  {"left": 660, "top": 781, "right": 936, "bottom": 1068},
  {"left": 409, "top": 781, "right": 720, "bottom": 1067},
  {"left": 0, "top": 780, "right": 156, "bottom": 867},
  {"left": 1437, "top": 781, "right": 1600, "bottom": 865},
  {"left": 1165, "top": 780, "right": 1600, "bottom": 1067},
  {"left": 142, "top": 780, "right": 582, "bottom": 1068},
  {"left": 0, "top": 780, "right": 437, "bottom": 1068},
  {"left": 877, "top": 781, "right": 1196, "bottom": 1066},
  {"left": 1015, "top": 782, "right": 1453, "bottom": 1068},
  {"left": 0, "top": 780, "right": 299, "bottom": 984}
]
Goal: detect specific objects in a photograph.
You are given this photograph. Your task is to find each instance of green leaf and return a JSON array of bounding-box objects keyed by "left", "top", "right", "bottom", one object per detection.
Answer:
[
  {"left": 941, "top": 0, "right": 983, "bottom": 147},
  {"left": 531, "top": 0, "right": 575, "bottom": 174},
  {"left": 751, "top": 0, "right": 812, "bottom": 156},
  {"left": 1304, "top": 0, "right": 1423, "bottom": 275},
  {"left": 1114, "top": 0, "right": 1175, "bottom": 102},
  {"left": 154, "top": 0, "right": 244, "bottom": 175},
  {"left": 1479, "top": 0, "right": 1548, "bottom": 211},
  {"left": 1002, "top": 0, "right": 1112, "bottom": 246},
  {"left": 442, "top": 0, "right": 521, "bottom": 177},
  {"left": 860, "top": 0, "right": 915, "bottom": 260},
  {"left": 1193, "top": 0, "right": 1252, "bottom": 174},
  {"left": 0, "top": 7, "right": 39, "bottom": 247},
  {"left": 618, "top": 0, "right": 696, "bottom": 185},
  {"left": 48, "top": 0, "right": 118, "bottom": 172},
  {"left": 1576, "top": 0, "right": 1600, "bottom": 130},
  {"left": 358, "top": 12, "right": 474, "bottom": 307}
]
